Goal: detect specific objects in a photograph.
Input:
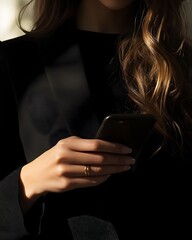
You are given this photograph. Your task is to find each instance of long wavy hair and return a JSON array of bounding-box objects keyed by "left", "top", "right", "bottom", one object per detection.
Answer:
[{"left": 19, "top": 0, "right": 192, "bottom": 151}]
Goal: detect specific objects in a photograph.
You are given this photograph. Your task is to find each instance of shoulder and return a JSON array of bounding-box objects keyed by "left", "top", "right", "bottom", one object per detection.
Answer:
[
  {"left": 1, "top": 23, "right": 77, "bottom": 64},
  {"left": 0, "top": 35, "right": 42, "bottom": 90},
  {"left": 0, "top": 34, "right": 39, "bottom": 63},
  {"left": 0, "top": 36, "right": 42, "bottom": 85},
  {"left": 0, "top": 35, "right": 45, "bottom": 97},
  {"left": 1, "top": 34, "right": 36, "bottom": 47}
]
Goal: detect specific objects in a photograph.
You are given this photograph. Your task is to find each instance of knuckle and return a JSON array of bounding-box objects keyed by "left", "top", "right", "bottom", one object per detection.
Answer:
[
  {"left": 55, "top": 141, "right": 65, "bottom": 152},
  {"left": 55, "top": 164, "right": 67, "bottom": 177},
  {"left": 55, "top": 145, "right": 69, "bottom": 162},
  {"left": 95, "top": 154, "right": 105, "bottom": 164},
  {"left": 58, "top": 178, "right": 70, "bottom": 191},
  {"left": 68, "top": 135, "right": 79, "bottom": 139},
  {"left": 57, "top": 139, "right": 65, "bottom": 146},
  {"left": 90, "top": 140, "right": 102, "bottom": 151},
  {"left": 54, "top": 148, "right": 64, "bottom": 162},
  {"left": 92, "top": 166, "right": 102, "bottom": 174}
]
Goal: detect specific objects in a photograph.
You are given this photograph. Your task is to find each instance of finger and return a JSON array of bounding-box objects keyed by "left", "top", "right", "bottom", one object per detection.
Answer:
[
  {"left": 69, "top": 175, "right": 110, "bottom": 189},
  {"left": 86, "top": 165, "right": 132, "bottom": 176},
  {"left": 61, "top": 150, "right": 136, "bottom": 166},
  {"left": 59, "top": 164, "right": 132, "bottom": 178},
  {"left": 59, "top": 137, "right": 132, "bottom": 154}
]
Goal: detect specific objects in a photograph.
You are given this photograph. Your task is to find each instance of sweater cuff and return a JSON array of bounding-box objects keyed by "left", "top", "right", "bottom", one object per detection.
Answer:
[{"left": 0, "top": 167, "right": 44, "bottom": 239}]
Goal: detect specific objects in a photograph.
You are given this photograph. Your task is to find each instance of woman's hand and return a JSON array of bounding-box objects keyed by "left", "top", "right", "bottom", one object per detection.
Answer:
[{"left": 19, "top": 136, "right": 135, "bottom": 213}]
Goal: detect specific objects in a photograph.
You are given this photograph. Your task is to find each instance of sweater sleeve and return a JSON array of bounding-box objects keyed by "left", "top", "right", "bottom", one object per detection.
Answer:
[
  {"left": 0, "top": 41, "right": 44, "bottom": 240},
  {"left": 0, "top": 168, "right": 44, "bottom": 240}
]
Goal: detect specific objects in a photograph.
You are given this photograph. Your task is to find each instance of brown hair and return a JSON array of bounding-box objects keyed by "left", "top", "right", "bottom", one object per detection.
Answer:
[
  {"left": 19, "top": 0, "right": 192, "bottom": 150},
  {"left": 18, "top": 0, "right": 79, "bottom": 35},
  {"left": 119, "top": 0, "right": 192, "bottom": 147}
]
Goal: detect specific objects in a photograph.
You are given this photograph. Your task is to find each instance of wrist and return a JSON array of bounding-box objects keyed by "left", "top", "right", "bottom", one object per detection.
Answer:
[{"left": 19, "top": 164, "right": 46, "bottom": 213}]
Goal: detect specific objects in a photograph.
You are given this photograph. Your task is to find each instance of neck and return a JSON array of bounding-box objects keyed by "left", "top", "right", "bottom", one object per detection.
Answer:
[{"left": 76, "top": 0, "right": 139, "bottom": 34}]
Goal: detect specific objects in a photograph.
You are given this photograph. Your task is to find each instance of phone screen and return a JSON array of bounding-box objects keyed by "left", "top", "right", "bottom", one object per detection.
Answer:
[{"left": 95, "top": 113, "right": 156, "bottom": 158}]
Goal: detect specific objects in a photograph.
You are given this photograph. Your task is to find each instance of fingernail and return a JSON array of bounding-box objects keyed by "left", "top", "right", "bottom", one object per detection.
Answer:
[
  {"left": 125, "top": 166, "right": 131, "bottom": 171},
  {"left": 122, "top": 146, "right": 132, "bottom": 154},
  {"left": 131, "top": 158, "right": 136, "bottom": 164},
  {"left": 125, "top": 158, "right": 136, "bottom": 164}
]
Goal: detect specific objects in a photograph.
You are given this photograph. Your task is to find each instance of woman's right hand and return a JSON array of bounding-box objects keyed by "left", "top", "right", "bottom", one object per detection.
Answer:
[{"left": 19, "top": 136, "right": 135, "bottom": 213}]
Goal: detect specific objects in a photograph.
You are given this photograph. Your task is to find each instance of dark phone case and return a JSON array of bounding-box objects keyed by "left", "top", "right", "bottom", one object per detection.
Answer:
[{"left": 95, "top": 113, "right": 156, "bottom": 158}]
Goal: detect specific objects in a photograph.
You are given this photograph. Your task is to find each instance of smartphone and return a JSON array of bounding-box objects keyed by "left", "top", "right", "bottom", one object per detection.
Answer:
[{"left": 95, "top": 113, "right": 156, "bottom": 158}]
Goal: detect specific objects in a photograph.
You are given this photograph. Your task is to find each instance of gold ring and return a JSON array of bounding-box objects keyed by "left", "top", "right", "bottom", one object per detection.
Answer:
[{"left": 84, "top": 165, "right": 90, "bottom": 177}]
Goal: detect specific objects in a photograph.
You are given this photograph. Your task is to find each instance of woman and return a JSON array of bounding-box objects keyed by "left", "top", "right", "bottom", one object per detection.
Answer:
[{"left": 0, "top": 0, "right": 192, "bottom": 239}]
